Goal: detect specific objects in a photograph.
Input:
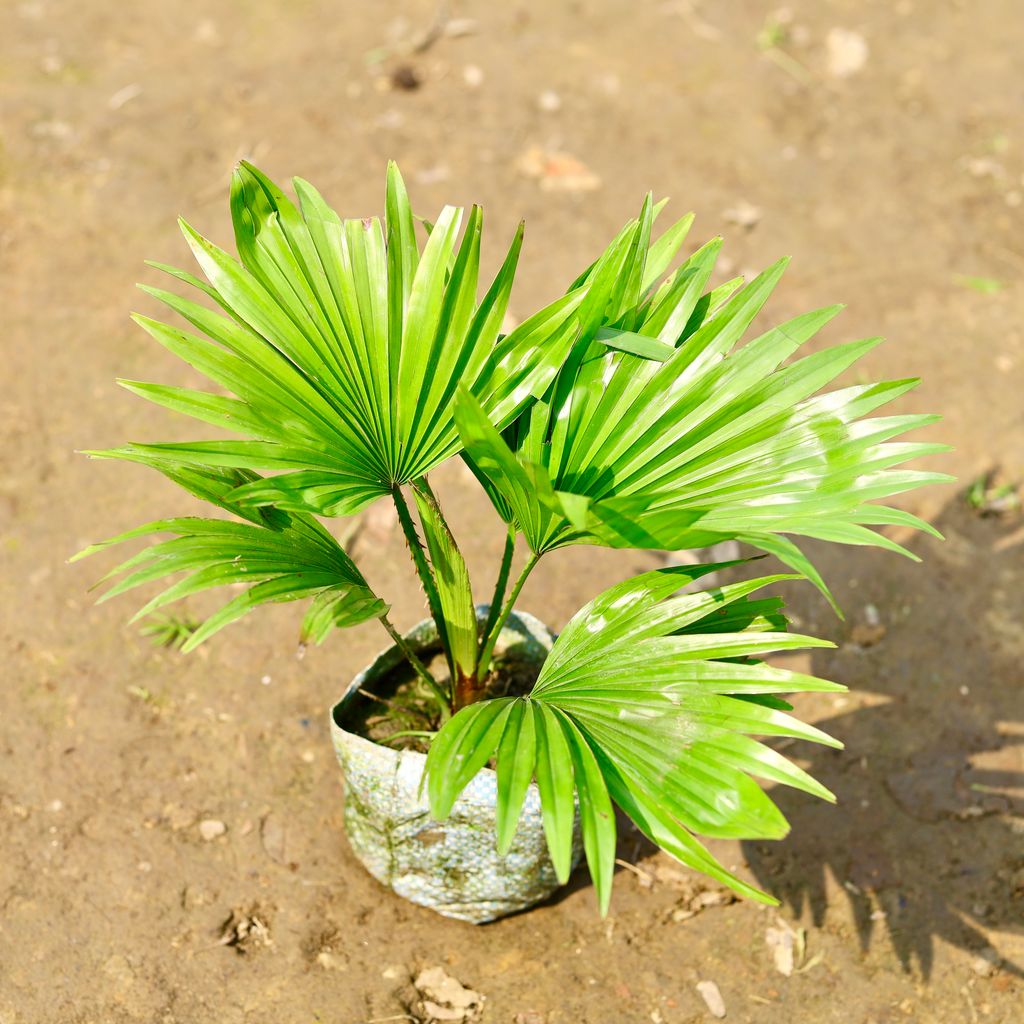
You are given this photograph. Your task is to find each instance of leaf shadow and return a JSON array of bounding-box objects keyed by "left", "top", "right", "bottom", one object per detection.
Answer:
[{"left": 741, "top": 487, "right": 1024, "bottom": 978}]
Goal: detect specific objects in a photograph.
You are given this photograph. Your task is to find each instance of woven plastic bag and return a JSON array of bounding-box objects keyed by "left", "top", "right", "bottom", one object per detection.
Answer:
[{"left": 330, "top": 609, "right": 582, "bottom": 923}]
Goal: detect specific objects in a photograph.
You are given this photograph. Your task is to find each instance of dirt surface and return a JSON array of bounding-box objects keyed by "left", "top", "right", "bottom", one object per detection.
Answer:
[{"left": 2, "top": 1, "right": 1023, "bottom": 1022}]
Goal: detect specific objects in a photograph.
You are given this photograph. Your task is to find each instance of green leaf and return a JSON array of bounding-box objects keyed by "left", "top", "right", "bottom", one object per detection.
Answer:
[
  {"left": 455, "top": 387, "right": 575, "bottom": 554},
  {"left": 595, "top": 327, "right": 674, "bottom": 362},
  {"left": 413, "top": 482, "right": 477, "bottom": 681},
  {"left": 557, "top": 710, "right": 616, "bottom": 914},
  {"left": 494, "top": 698, "right": 537, "bottom": 854},
  {"left": 116, "top": 163, "right": 585, "bottom": 519},
  {"left": 73, "top": 469, "right": 385, "bottom": 649},
  {"left": 461, "top": 205, "right": 945, "bottom": 604},
  {"left": 954, "top": 274, "right": 1003, "bottom": 294},
  {"left": 425, "top": 698, "right": 514, "bottom": 818},
  {"left": 424, "top": 567, "right": 843, "bottom": 911},
  {"left": 532, "top": 702, "right": 577, "bottom": 882}
]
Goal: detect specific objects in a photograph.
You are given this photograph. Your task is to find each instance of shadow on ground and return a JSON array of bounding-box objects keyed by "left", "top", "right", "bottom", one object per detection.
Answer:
[{"left": 743, "top": 488, "right": 1024, "bottom": 978}]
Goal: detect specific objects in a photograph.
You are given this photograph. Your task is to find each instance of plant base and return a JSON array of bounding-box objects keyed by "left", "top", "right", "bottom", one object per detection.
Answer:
[{"left": 330, "top": 607, "right": 582, "bottom": 923}]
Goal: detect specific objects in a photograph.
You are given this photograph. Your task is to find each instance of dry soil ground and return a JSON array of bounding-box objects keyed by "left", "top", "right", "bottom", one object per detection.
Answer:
[{"left": 1, "top": 2, "right": 1023, "bottom": 1022}]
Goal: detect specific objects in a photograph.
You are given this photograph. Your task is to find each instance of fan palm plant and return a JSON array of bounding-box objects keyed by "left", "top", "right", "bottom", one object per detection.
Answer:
[{"left": 75, "top": 163, "right": 948, "bottom": 914}]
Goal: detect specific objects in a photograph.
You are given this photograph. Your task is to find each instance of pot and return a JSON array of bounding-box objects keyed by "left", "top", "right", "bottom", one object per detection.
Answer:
[{"left": 330, "top": 607, "right": 581, "bottom": 923}]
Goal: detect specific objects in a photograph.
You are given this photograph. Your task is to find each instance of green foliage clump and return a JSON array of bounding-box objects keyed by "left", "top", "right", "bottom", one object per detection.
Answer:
[{"left": 75, "top": 163, "right": 948, "bottom": 910}]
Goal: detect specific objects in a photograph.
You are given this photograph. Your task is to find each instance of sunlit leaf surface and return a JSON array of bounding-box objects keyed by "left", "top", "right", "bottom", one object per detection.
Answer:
[{"left": 426, "top": 566, "right": 846, "bottom": 911}]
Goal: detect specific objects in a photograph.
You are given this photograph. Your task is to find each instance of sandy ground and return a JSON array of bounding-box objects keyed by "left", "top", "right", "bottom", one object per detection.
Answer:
[{"left": 1, "top": 1, "right": 1023, "bottom": 1022}]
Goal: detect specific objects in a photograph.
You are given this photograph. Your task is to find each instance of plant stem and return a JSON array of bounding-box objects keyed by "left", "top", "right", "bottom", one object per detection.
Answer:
[
  {"left": 478, "top": 524, "right": 516, "bottom": 658},
  {"left": 377, "top": 613, "right": 451, "bottom": 719},
  {"left": 356, "top": 687, "right": 434, "bottom": 724},
  {"left": 473, "top": 553, "right": 540, "bottom": 690},
  {"left": 383, "top": 730, "right": 437, "bottom": 749},
  {"left": 391, "top": 484, "right": 452, "bottom": 672}
]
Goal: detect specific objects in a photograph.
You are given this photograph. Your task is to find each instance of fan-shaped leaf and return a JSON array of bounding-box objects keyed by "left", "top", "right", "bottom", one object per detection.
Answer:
[
  {"left": 425, "top": 567, "right": 843, "bottom": 911},
  {"left": 459, "top": 206, "right": 948, "bottom": 596},
  {"left": 106, "top": 163, "right": 587, "bottom": 518},
  {"left": 72, "top": 468, "right": 384, "bottom": 648}
]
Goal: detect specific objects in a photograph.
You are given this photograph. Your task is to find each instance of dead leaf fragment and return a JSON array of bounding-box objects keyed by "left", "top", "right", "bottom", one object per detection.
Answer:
[
  {"left": 219, "top": 905, "right": 272, "bottom": 955},
  {"left": 260, "top": 812, "right": 287, "bottom": 863},
  {"left": 517, "top": 146, "right": 601, "bottom": 193},
  {"left": 639, "top": 856, "right": 737, "bottom": 920},
  {"left": 850, "top": 622, "right": 887, "bottom": 647},
  {"left": 765, "top": 924, "right": 795, "bottom": 976},
  {"left": 442, "top": 18, "right": 479, "bottom": 40},
  {"left": 415, "top": 966, "right": 484, "bottom": 1022}
]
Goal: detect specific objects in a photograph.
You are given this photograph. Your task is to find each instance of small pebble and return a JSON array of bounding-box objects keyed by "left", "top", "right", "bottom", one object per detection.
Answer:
[
  {"left": 537, "top": 89, "right": 561, "bottom": 112},
  {"left": 765, "top": 924, "right": 796, "bottom": 976},
  {"left": 970, "top": 947, "right": 1001, "bottom": 977},
  {"left": 164, "top": 803, "right": 197, "bottom": 831},
  {"left": 31, "top": 120, "right": 73, "bottom": 140},
  {"left": 723, "top": 199, "right": 762, "bottom": 230},
  {"left": 390, "top": 64, "right": 421, "bottom": 91},
  {"left": 414, "top": 165, "right": 451, "bottom": 185},
  {"left": 194, "top": 19, "right": 220, "bottom": 44},
  {"left": 316, "top": 950, "right": 346, "bottom": 971},
  {"left": 260, "top": 675, "right": 272, "bottom": 686},
  {"left": 825, "top": 27, "right": 869, "bottom": 78},
  {"left": 696, "top": 979, "right": 726, "bottom": 1018},
  {"left": 462, "top": 64, "right": 484, "bottom": 88},
  {"left": 199, "top": 818, "right": 227, "bottom": 841}
]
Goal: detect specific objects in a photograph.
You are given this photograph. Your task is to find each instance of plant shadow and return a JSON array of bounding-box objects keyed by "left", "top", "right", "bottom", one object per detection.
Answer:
[{"left": 741, "top": 487, "right": 1024, "bottom": 978}]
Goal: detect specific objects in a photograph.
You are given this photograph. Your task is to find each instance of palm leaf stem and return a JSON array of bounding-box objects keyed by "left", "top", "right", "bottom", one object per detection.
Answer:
[
  {"left": 378, "top": 611, "right": 451, "bottom": 719},
  {"left": 391, "top": 484, "right": 452, "bottom": 678},
  {"left": 479, "top": 524, "right": 516, "bottom": 659},
  {"left": 473, "top": 552, "right": 541, "bottom": 695}
]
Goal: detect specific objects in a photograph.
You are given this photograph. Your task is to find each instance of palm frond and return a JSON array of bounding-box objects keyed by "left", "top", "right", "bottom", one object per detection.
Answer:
[
  {"left": 92, "top": 161, "right": 584, "bottom": 517},
  {"left": 457, "top": 205, "right": 951, "bottom": 606},
  {"left": 425, "top": 565, "right": 844, "bottom": 912},
  {"left": 71, "top": 466, "right": 385, "bottom": 650}
]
